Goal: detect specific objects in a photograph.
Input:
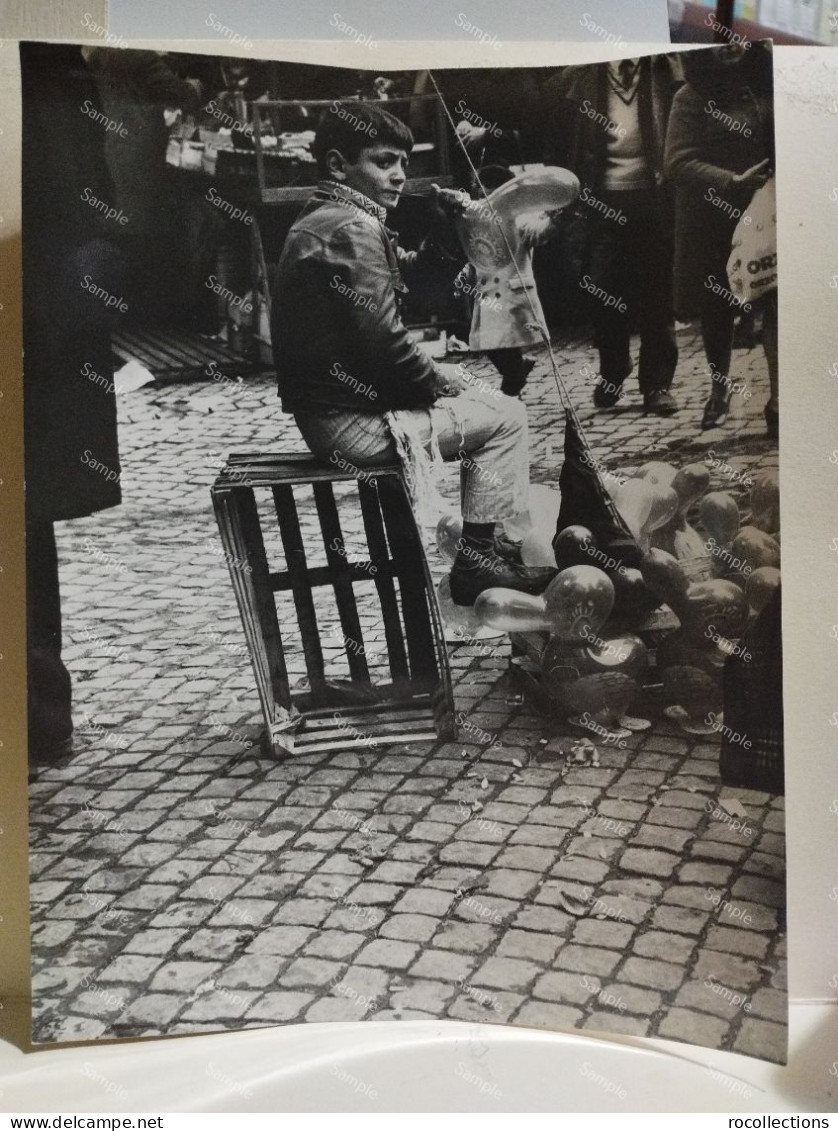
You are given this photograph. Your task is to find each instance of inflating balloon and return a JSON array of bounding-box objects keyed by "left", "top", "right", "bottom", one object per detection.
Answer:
[
  {"left": 639, "top": 549, "right": 690, "bottom": 618},
  {"left": 473, "top": 587, "right": 553, "bottom": 633},
  {"left": 437, "top": 574, "right": 484, "bottom": 635},
  {"left": 552, "top": 524, "right": 595, "bottom": 570},
  {"left": 683, "top": 578, "right": 749, "bottom": 639},
  {"left": 750, "top": 470, "right": 780, "bottom": 534},
  {"left": 730, "top": 526, "right": 781, "bottom": 574},
  {"left": 435, "top": 513, "right": 462, "bottom": 564},
  {"left": 543, "top": 565, "right": 615, "bottom": 640},
  {"left": 617, "top": 479, "right": 678, "bottom": 550},
  {"left": 699, "top": 491, "right": 740, "bottom": 547},
  {"left": 521, "top": 527, "right": 559, "bottom": 568},
  {"left": 746, "top": 566, "right": 781, "bottom": 614}
]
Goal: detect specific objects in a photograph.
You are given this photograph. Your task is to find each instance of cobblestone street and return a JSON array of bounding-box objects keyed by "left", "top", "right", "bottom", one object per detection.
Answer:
[{"left": 28, "top": 323, "right": 786, "bottom": 1063}]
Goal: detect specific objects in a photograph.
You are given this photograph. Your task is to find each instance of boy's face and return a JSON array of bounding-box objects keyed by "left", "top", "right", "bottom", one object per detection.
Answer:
[{"left": 327, "top": 144, "right": 409, "bottom": 209}]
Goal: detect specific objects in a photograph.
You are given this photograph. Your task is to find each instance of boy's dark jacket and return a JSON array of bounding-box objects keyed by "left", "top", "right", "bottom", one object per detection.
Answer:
[{"left": 271, "top": 181, "right": 458, "bottom": 416}]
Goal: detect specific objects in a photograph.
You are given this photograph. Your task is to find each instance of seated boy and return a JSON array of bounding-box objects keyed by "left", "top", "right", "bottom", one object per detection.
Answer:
[{"left": 271, "top": 102, "right": 550, "bottom": 606}]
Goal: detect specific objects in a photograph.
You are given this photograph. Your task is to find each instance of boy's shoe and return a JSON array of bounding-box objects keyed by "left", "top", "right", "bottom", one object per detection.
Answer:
[
  {"left": 501, "top": 357, "right": 536, "bottom": 398},
  {"left": 643, "top": 389, "right": 679, "bottom": 416},
  {"left": 449, "top": 544, "right": 555, "bottom": 607},
  {"left": 493, "top": 530, "right": 524, "bottom": 563}
]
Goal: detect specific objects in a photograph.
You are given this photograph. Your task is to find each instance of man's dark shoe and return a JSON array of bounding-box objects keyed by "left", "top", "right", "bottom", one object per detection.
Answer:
[
  {"left": 701, "top": 389, "right": 732, "bottom": 430},
  {"left": 643, "top": 389, "right": 679, "bottom": 416},
  {"left": 593, "top": 376, "right": 624, "bottom": 408},
  {"left": 449, "top": 543, "right": 556, "bottom": 606}
]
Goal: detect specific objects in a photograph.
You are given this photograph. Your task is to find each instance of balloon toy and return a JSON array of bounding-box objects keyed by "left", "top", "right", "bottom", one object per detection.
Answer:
[
  {"left": 616, "top": 478, "right": 679, "bottom": 552},
  {"left": 729, "top": 526, "right": 780, "bottom": 575},
  {"left": 435, "top": 513, "right": 462, "bottom": 564},
  {"left": 746, "top": 566, "right": 781, "bottom": 615},
  {"left": 651, "top": 463, "right": 712, "bottom": 576},
  {"left": 541, "top": 629, "right": 648, "bottom": 733},
  {"left": 635, "top": 461, "right": 678, "bottom": 489},
  {"left": 528, "top": 484, "right": 562, "bottom": 537},
  {"left": 543, "top": 565, "right": 615, "bottom": 641},
  {"left": 699, "top": 492, "right": 740, "bottom": 577},
  {"left": 639, "top": 548, "right": 691, "bottom": 620},
  {"left": 750, "top": 470, "right": 779, "bottom": 535},
  {"left": 552, "top": 524, "right": 595, "bottom": 570},
  {"left": 474, "top": 588, "right": 553, "bottom": 633},
  {"left": 521, "top": 526, "right": 559, "bottom": 568},
  {"left": 436, "top": 574, "right": 486, "bottom": 636}
]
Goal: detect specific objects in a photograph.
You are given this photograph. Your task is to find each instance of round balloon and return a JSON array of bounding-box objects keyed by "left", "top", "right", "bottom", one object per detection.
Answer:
[
  {"left": 521, "top": 527, "right": 558, "bottom": 568},
  {"left": 730, "top": 526, "right": 781, "bottom": 574},
  {"left": 750, "top": 470, "right": 780, "bottom": 534},
  {"left": 639, "top": 548, "right": 690, "bottom": 616},
  {"left": 543, "top": 565, "right": 615, "bottom": 640},
  {"left": 700, "top": 491, "right": 740, "bottom": 547},
  {"left": 552, "top": 524, "right": 595, "bottom": 570},
  {"left": 684, "top": 578, "right": 749, "bottom": 638},
  {"left": 435, "top": 513, "right": 462, "bottom": 564},
  {"left": 473, "top": 587, "right": 553, "bottom": 633},
  {"left": 746, "top": 566, "right": 781, "bottom": 614}
]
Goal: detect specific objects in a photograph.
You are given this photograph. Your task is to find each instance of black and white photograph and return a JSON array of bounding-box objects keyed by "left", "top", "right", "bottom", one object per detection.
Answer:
[{"left": 21, "top": 38, "right": 785, "bottom": 1066}]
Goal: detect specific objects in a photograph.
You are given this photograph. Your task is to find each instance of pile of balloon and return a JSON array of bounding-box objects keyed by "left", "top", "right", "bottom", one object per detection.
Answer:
[{"left": 435, "top": 461, "right": 780, "bottom": 740}]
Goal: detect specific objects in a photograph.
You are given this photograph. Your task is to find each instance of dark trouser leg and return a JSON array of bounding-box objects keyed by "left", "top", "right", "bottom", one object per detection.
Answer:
[
  {"left": 587, "top": 212, "right": 633, "bottom": 389},
  {"left": 761, "top": 292, "right": 778, "bottom": 412},
  {"left": 486, "top": 348, "right": 529, "bottom": 396},
  {"left": 700, "top": 288, "right": 736, "bottom": 397},
  {"left": 628, "top": 192, "right": 678, "bottom": 397},
  {"left": 26, "top": 521, "right": 72, "bottom": 751}
]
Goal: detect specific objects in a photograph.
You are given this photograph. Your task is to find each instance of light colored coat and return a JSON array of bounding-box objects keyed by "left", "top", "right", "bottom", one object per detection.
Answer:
[{"left": 466, "top": 219, "right": 547, "bottom": 351}]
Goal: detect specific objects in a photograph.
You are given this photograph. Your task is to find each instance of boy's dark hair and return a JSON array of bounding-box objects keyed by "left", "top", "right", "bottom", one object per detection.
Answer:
[{"left": 312, "top": 101, "right": 414, "bottom": 177}]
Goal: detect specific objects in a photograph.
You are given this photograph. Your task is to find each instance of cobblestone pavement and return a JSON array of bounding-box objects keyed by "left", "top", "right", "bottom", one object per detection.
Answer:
[{"left": 29, "top": 322, "right": 786, "bottom": 1062}]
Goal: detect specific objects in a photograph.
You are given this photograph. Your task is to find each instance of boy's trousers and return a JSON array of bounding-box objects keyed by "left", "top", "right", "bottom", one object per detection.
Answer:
[{"left": 294, "top": 385, "right": 530, "bottom": 525}]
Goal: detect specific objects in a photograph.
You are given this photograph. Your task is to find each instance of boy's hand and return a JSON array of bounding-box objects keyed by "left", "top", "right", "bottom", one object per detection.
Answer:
[
  {"left": 433, "top": 362, "right": 470, "bottom": 397},
  {"left": 431, "top": 183, "right": 471, "bottom": 223}
]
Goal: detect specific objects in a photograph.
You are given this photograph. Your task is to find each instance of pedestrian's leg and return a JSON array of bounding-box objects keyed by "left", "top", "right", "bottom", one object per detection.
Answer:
[
  {"left": 700, "top": 288, "right": 736, "bottom": 430},
  {"left": 588, "top": 209, "right": 632, "bottom": 406},
  {"left": 633, "top": 193, "right": 678, "bottom": 412},
  {"left": 761, "top": 291, "right": 778, "bottom": 438},
  {"left": 26, "top": 521, "right": 72, "bottom": 757}
]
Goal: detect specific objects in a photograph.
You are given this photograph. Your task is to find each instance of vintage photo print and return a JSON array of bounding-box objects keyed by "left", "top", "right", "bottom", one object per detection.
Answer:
[{"left": 22, "top": 40, "right": 785, "bottom": 1064}]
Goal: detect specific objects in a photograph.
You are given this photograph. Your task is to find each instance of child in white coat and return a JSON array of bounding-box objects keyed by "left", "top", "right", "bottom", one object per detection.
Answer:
[{"left": 454, "top": 164, "right": 558, "bottom": 396}]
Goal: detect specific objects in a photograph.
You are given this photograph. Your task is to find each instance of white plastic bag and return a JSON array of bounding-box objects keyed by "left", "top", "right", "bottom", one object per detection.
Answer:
[{"left": 726, "top": 178, "right": 777, "bottom": 305}]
